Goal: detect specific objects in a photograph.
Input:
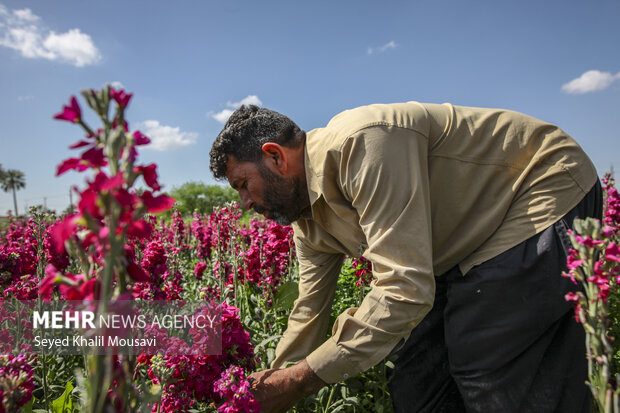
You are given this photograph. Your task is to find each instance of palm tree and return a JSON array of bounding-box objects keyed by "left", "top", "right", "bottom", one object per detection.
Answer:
[{"left": 1, "top": 169, "right": 26, "bottom": 216}]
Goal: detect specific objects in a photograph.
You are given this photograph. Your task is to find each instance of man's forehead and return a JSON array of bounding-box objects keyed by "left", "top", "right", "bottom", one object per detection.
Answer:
[
  {"left": 225, "top": 156, "right": 241, "bottom": 185},
  {"left": 225, "top": 156, "right": 256, "bottom": 187}
]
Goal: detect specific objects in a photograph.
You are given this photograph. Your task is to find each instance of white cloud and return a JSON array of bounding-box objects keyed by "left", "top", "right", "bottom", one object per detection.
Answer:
[
  {"left": 228, "top": 95, "right": 262, "bottom": 107},
  {"left": 13, "top": 8, "right": 39, "bottom": 22},
  {"left": 212, "top": 109, "right": 235, "bottom": 124},
  {"left": 110, "top": 81, "right": 125, "bottom": 89},
  {"left": 0, "top": 5, "right": 101, "bottom": 66},
  {"left": 211, "top": 94, "right": 263, "bottom": 124},
  {"left": 138, "top": 120, "right": 199, "bottom": 151},
  {"left": 368, "top": 40, "right": 397, "bottom": 55},
  {"left": 561, "top": 70, "right": 620, "bottom": 94},
  {"left": 17, "top": 95, "right": 33, "bottom": 102},
  {"left": 43, "top": 29, "right": 100, "bottom": 67}
]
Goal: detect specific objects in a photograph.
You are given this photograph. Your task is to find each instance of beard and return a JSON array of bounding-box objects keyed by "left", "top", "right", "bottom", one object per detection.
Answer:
[{"left": 255, "top": 162, "right": 309, "bottom": 225}]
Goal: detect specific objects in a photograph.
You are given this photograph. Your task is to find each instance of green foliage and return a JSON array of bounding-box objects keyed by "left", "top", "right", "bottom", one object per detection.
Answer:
[
  {"left": 274, "top": 281, "right": 300, "bottom": 312},
  {"left": 50, "top": 381, "right": 75, "bottom": 413},
  {"left": 169, "top": 182, "right": 239, "bottom": 217},
  {"left": 292, "top": 258, "right": 393, "bottom": 413}
]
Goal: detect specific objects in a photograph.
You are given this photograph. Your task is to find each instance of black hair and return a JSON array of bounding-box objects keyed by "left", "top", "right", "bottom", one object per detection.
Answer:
[{"left": 209, "top": 105, "right": 304, "bottom": 179}]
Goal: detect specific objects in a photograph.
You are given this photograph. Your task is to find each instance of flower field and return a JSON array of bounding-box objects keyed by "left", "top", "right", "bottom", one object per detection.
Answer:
[
  {"left": 0, "top": 86, "right": 390, "bottom": 413},
  {"left": 0, "top": 202, "right": 390, "bottom": 412},
  {"left": 1, "top": 85, "right": 619, "bottom": 413}
]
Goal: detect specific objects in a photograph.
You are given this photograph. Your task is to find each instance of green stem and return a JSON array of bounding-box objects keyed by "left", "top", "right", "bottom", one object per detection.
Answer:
[
  {"left": 322, "top": 385, "right": 337, "bottom": 413},
  {"left": 41, "top": 355, "right": 51, "bottom": 413}
]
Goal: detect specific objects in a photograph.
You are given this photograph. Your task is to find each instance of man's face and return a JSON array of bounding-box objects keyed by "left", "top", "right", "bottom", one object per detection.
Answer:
[{"left": 226, "top": 156, "right": 308, "bottom": 225}]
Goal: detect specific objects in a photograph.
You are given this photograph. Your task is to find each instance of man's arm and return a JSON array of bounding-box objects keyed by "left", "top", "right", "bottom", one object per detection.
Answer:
[
  {"left": 271, "top": 231, "right": 344, "bottom": 369},
  {"left": 251, "top": 125, "right": 436, "bottom": 407},
  {"left": 253, "top": 231, "right": 343, "bottom": 411}
]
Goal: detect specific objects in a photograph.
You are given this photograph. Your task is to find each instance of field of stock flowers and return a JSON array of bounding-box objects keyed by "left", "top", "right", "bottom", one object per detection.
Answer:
[
  {"left": 0, "top": 85, "right": 619, "bottom": 413},
  {"left": 0, "top": 86, "right": 389, "bottom": 413}
]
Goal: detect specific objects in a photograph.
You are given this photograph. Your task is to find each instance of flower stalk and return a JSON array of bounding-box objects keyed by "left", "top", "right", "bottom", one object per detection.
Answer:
[{"left": 563, "top": 175, "right": 620, "bottom": 412}]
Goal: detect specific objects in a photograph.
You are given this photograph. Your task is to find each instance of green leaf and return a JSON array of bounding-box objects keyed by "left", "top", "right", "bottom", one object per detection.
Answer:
[
  {"left": 22, "top": 396, "right": 34, "bottom": 413},
  {"left": 273, "top": 281, "right": 299, "bottom": 311},
  {"left": 255, "top": 334, "right": 282, "bottom": 351},
  {"left": 51, "top": 381, "right": 74, "bottom": 413}
]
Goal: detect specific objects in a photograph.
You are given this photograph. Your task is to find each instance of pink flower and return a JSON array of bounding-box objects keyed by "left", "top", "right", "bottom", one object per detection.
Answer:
[
  {"left": 213, "top": 366, "right": 260, "bottom": 413},
  {"left": 141, "top": 191, "right": 175, "bottom": 213},
  {"left": 110, "top": 87, "right": 133, "bottom": 108},
  {"left": 566, "top": 254, "right": 583, "bottom": 270},
  {"left": 81, "top": 147, "right": 106, "bottom": 168},
  {"left": 53, "top": 96, "right": 81, "bottom": 122},
  {"left": 133, "top": 130, "right": 151, "bottom": 145},
  {"left": 605, "top": 243, "right": 620, "bottom": 263},
  {"left": 50, "top": 214, "right": 79, "bottom": 253},
  {"left": 78, "top": 188, "right": 103, "bottom": 219},
  {"left": 39, "top": 264, "right": 62, "bottom": 299},
  {"left": 59, "top": 276, "right": 100, "bottom": 300},
  {"left": 127, "top": 262, "right": 149, "bottom": 282},
  {"left": 194, "top": 262, "right": 207, "bottom": 280},
  {"left": 0, "top": 354, "right": 35, "bottom": 409},
  {"left": 574, "top": 234, "right": 604, "bottom": 248},
  {"left": 56, "top": 157, "right": 89, "bottom": 176},
  {"left": 68, "top": 140, "right": 91, "bottom": 149},
  {"left": 135, "top": 164, "right": 161, "bottom": 192},
  {"left": 127, "top": 219, "right": 153, "bottom": 239}
]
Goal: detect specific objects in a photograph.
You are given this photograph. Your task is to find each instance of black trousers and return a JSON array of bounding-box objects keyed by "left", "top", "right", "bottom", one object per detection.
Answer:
[{"left": 388, "top": 181, "right": 603, "bottom": 413}]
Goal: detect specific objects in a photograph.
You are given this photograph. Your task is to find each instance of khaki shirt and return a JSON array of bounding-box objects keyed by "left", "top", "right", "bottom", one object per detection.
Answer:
[{"left": 271, "top": 102, "right": 598, "bottom": 384}]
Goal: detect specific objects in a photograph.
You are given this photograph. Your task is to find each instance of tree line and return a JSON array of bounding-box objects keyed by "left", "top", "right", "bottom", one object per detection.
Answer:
[{"left": 0, "top": 167, "right": 238, "bottom": 218}]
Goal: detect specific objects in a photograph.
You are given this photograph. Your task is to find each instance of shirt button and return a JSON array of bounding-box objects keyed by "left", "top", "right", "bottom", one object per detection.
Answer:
[{"left": 325, "top": 221, "right": 330, "bottom": 227}]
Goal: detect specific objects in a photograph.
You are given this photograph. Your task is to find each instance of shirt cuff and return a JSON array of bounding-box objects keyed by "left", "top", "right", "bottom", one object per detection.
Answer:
[{"left": 305, "top": 337, "right": 359, "bottom": 384}]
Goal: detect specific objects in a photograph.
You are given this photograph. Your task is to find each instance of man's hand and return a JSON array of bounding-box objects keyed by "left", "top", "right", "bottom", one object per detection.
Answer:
[{"left": 249, "top": 359, "right": 327, "bottom": 413}]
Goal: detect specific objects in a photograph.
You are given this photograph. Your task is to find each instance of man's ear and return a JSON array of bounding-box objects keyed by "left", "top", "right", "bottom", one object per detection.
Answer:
[{"left": 261, "top": 143, "right": 288, "bottom": 174}]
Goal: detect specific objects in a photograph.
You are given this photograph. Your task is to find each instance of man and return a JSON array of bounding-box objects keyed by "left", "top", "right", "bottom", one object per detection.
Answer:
[{"left": 209, "top": 102, "right": 601, "bottom": 412}]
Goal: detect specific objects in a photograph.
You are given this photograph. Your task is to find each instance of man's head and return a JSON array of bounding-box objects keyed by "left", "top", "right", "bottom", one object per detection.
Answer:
[{"left": 209, "top": 105, "right": 310, "bottom": 225}]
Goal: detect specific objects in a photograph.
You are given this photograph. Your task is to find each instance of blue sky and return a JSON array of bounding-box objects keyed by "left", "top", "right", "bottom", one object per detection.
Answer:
[{"left": 0, "top": 0, "right": 619, "bottom": 214}]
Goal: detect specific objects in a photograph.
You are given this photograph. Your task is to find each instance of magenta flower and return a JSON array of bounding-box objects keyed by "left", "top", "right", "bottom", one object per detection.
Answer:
[
  {"left": 605, "top": 243, "right": 620, "bottom": 263},
  {"left": 133, "top": 130, "right": 151, "bottom": 145},
  {"left": 126, "top": 219, "right": 153, "bottom": 239},
  {"left": 566, "top": 252, "right": 584, "bottom": 271},
  {"left": 39, "top": 264, "right": 62, "bottom": 299},
  {"left": 68, "top": 140, "right": 91, "bottom": 149},
  {"left": 135, "top": 164, "right": 161, "bottom": 192},
  {"left": 127, "top": 262, "right": 149, "bottom": 282},
  {"left": 194, "top": 262, "right": 207, "bottom": 280},
  {"left": 56, "top": 157, "right": 89, "bottom": 176},
  {"left": 0, "top": 354, "right": 35, "bottom": 410},
  {"left": 50, "top": 214, "right": 78, "bottom": 253},
  {"left": 141, "top": 191, "right": 175, "bottom": 213},
  {"left": 213, "top": 366, "right": 260, "bottom": 413},
  {"left": 110, "top": 87, "right": 133, "bottom": 108},
  {"left": 59, "top": 275, "right": 100, "bottom": 300},
  {"left": 81, "top": 147, "right": 106, "bottom": 168},
  {"left": 53, "top": 95, "right": 82, "bottom": 122},
  {"left": 574, "top": 234, "right": 604, "bottom": 248}
]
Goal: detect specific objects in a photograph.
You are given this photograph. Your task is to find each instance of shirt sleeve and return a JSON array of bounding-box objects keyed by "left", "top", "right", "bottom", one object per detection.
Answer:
[
  {"left": 271, "top": 230, "right": 345, "bottom": 369},
  {"left": 305, "top": 125, "right": 436, "bottom": 383}
]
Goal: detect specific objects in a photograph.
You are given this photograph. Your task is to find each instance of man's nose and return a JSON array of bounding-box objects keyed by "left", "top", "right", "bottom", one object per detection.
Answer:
[{"left": 239, "top": 191, "right": 253, "bottom": 210}]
